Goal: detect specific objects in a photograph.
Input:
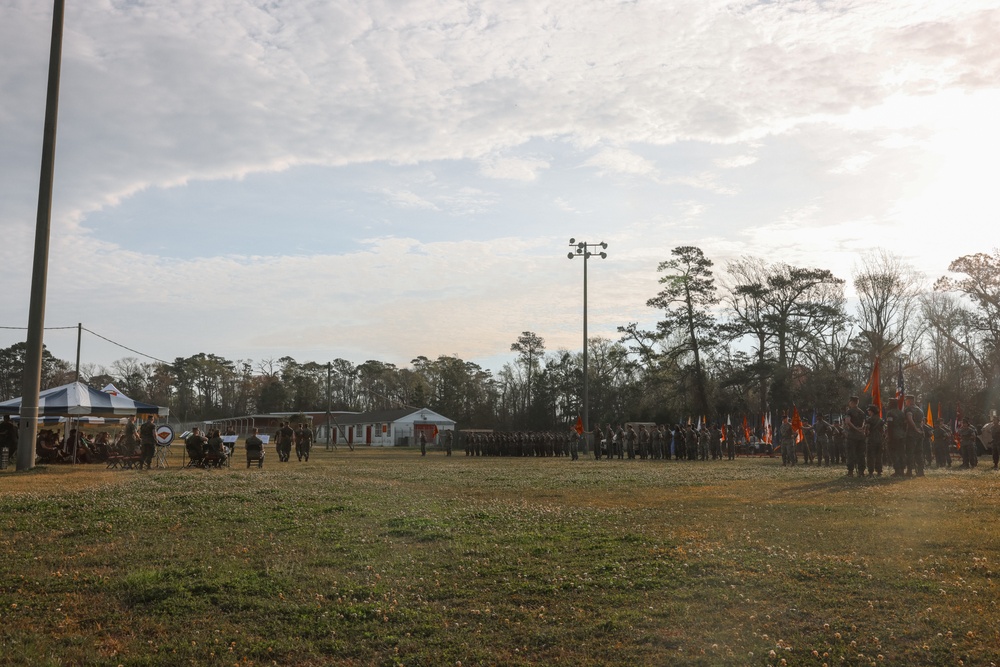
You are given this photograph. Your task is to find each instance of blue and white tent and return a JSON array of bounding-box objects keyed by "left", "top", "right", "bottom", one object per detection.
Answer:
[{"left": 0, "top": 382, "right": 168, "bottom": 417}]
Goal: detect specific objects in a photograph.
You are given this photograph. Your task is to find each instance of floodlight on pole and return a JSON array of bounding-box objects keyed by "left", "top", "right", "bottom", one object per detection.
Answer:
[{"left": 567, "top": 239, "right": 607, "bottom": 452}]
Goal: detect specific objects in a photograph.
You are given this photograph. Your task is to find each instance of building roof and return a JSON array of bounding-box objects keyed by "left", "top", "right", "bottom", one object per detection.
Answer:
[
  {"left": 202, "top": 408, "right": 454, "bottom": 427},
  {"left": 332, "top": 407, "right": 454, "bottom": 425}
]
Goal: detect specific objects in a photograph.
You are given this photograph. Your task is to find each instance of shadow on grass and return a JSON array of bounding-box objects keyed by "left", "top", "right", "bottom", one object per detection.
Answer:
[{"left": 771, "top": 472, "right": 912, "bottom": 496}]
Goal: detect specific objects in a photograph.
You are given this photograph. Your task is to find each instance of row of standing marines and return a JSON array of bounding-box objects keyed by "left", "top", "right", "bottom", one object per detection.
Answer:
[{"left": 456, "top": 395, "right": 998, "bottom": 477}]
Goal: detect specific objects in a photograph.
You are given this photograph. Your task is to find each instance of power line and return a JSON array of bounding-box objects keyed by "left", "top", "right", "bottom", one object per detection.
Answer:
[
  {"left": 1, "top": 324, "right": 172, "bottom": 365},
  {"left": 81, "top": 327, "right": 172, "bottom": 365},
  {"left": 0, "top": 325, "right": 78, "bottom": 330}
]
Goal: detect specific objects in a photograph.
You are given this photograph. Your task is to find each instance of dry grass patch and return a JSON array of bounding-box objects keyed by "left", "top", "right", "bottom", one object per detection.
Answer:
[
  {"left": 2, "top": 449, "right": 1000, "bottom": 665},
  {"left": 0, "top": 463, "right": 131, "bottom": 496}
]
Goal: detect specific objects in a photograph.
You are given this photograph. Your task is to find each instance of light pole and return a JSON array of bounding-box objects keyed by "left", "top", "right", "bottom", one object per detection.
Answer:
[
  {"left": 326, "top": 362, "right": 332, "bottom": 450},
  {"left": 567, "top": 239, "right": 607, "bottom": 451}
]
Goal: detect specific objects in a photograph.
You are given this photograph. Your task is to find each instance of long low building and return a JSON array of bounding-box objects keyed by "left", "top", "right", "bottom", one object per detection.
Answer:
[
  {"left": 204, "top": 408, "right": 455, "bottom": 447},
  {"left": 330, "top": 407, "right": 456, "bottom": 447}
]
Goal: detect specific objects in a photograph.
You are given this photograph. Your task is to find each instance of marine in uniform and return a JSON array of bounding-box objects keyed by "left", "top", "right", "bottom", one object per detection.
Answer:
[
  {"left": 903, "top": 395, "right": 925, "bottom": 476},
  {"left": 814, "top": 415, "right": 832, "bottom": 466},
  {"left": 778, "top": 415, "right": 795, "bottom": 466},
  {"left": 139, "top": 415, "right": 157, "bottom": 470},
  {"left": 959, "top": 418, "right": 978, "bottom": 469},
  {"left": 864, "top": 405, "right": 884, "bottom": 477},
  {"left": 844, "top": 396, "right": 867, "bottom": 477}
]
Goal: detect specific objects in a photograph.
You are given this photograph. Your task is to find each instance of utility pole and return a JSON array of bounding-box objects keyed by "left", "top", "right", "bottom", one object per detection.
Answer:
[{"left": 17, "top": 0, "right": 66, "bottom": 471}]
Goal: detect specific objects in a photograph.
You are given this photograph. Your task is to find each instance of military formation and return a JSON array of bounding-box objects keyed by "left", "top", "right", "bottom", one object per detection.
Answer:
[
  {"left": 461, "top": 422, "right": 735, "bottom": 461},
  {"left": 449, "top": 397, "right": 1000, "bottom": 478},
  {"left": 774, "top": 395, "right": 999, "bottom": 477},
  {"left": 462, "top": 429, "right": 584, "bottom": 459}
]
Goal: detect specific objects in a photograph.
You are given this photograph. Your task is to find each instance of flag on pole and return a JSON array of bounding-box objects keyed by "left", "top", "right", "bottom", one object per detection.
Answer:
[
  {"left": 926, "top": 404, "right": 933, "bottom": 428},
  {"left": 791, "top": 405, "right": 805, "bottom": 444},
  {"left": 895, "top": 359, "right": 905, "bottom": 410},
  {"left": 955, "top": 402, "right": 963, "bottom": 450},
  {"left": 743, "top": 415, "right": 751, "bottom": 443},
  {"left": 864, "top": 356, "right": 882, "bottom": 417}
]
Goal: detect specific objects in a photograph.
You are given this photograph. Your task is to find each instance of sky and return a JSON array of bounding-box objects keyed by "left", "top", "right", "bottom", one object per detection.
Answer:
[{"left": 2, "top": 0, "right": 999, "bottom": 375}]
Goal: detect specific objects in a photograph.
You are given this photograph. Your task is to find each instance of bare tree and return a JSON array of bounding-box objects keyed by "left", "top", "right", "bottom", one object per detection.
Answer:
[
  {"left": 932, "top": 250, "right": 1000, "bottom": 386},
  {"left": 852, "top": 249, "right": 924, "bottom": 360},
  {"left": 918, "top": 292, "right": 981, "bottom": 405}
]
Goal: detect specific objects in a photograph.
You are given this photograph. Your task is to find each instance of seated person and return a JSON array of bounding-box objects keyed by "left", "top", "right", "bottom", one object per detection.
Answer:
[
  {"left": 64, "top": 428, "right": 81, "bottom": 460},
  {"left": 91, "top": 432, "right": 112, "bottom": 462},
  {"left": 36, "top": 430, "right": 67, "bottom": 463},
  {"left": 0, "top": 414, "right": 17, "bottom": 457},
  {"left": 245, "top": 428, "right": 264, "bottom": 468},
  {"left": 185, "top": 428, "right": 207, "bottom": 466},
  {"left": 203, "top": 429, "right": 227, "bottom": 468},
  {"left": 75, "top": 435, "right": 95, "bottom": 464}
]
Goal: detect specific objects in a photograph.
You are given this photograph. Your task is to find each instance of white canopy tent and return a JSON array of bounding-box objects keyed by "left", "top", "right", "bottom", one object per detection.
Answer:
[
  {"left": 1, "top": 383, "right": 168, "bottom": 464},
  {"left": 0, "top": 381, "right": 168, "bottom": 417}
]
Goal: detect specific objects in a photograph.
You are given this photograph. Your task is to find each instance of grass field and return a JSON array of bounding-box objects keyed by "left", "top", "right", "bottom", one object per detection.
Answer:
[{"left": 2, "top": 447, "right": 1000, "bottom": 666}]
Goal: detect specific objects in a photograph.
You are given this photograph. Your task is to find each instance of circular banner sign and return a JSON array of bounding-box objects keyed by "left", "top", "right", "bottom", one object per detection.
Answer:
[{"left": 155, "top": 425, "right": 175, "bottom": 445}]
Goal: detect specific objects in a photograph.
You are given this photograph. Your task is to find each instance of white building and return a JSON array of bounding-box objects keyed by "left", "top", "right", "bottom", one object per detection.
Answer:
[{"left": 332, "top": 407, "right": 456, "bottom": 447}]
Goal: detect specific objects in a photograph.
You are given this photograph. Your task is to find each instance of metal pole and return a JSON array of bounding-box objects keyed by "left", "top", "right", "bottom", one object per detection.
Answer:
[
  {"left": 568, "top": 239, "right": 606, "bottom": 454},
  {"left": 582, "top": 250, "right": 589, "bottom": 451},
  {"left": 17, "top": 0, "right": 66, "bottom": 471},
  {"left": 326, "top": 362, "right": 332, "bottom": 449},
  {"left": 74, "top": 322, "right": 81, "bottom": 382}
]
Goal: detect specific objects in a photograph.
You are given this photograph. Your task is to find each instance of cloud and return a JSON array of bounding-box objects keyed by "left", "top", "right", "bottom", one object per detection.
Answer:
[
  {"left": 3, "top": 0, "right": 1000, "bottom": 372},
  {"left": 583, "top": 147, "right": 658, "bottom": 177},
  {"left": 554, "top": 197, "right": 578, "bottom": 213},
  {"left": 479, "top": 155, "right": 550, "bottom": 181},
  {"left": 5, "top": 0, "right": 998, "bottom": 231},
  {"left": 829, "top": 151, "right": 875, "bottom": 175},
  {"left": 381, "top": 189, "right": 438, "bottom": 211},
  {"left": 714, "top": 154, "right": 758, "bottom": 169}
]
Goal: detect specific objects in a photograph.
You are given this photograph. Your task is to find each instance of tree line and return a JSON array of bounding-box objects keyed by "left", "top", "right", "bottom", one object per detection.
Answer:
[{"left": 2, "top": 247, "right": 998, "bottom": 428}]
